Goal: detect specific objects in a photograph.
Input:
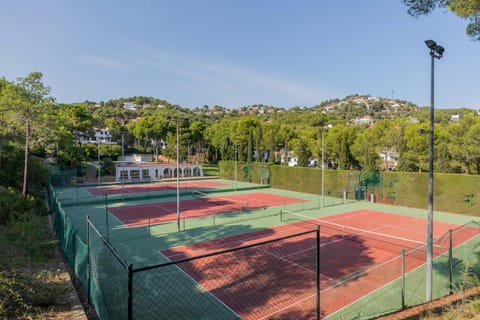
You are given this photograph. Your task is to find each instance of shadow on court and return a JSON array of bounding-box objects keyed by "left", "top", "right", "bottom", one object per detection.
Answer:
[{"left": 160, "top": 229, "right": 380, "bottom": 319}]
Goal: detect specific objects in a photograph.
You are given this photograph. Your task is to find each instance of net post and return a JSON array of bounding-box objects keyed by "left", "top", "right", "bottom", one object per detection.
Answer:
[
  {"left": 449, "top": 229, "right": 453, "bottom": 295},
  {"left": 316, "top": 225, "right": 321, "bottom": 320},
  {"left": 128, "top": 263, "right": 133, "bottom": 320},
  {"left": 280, "top": 209, "right": 283, "bottom": 222},
  {"left": 148, "top": 215, "right": 151, "bottom": 237},
  {"left": 401, "top": 248, "right": 405, "bottom": 309},
  {"left": 86, "top": 215, "right": 91, "bottom": 305}
]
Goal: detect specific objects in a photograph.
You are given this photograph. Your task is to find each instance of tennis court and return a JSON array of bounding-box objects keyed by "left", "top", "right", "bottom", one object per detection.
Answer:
[
  {"left": 48, "top": 176, "right": 480, "bottom": 320},
  {"left": 161, "top": 209, "right": 479, "bottom": 319},
  {"left": 109, "top": 191, "right": 307, "bottom": 227},
  {"left": 86, "top": 180, "right": 230, "bottom": 196}
]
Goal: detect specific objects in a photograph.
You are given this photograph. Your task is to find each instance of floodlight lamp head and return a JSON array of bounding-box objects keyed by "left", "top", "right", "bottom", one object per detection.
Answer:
[
  {"left": 435, "top": 45, "right": 444, "bottom": 57},
  {"left": 425, "top": 40, "right": 437, "bottom": 50}
]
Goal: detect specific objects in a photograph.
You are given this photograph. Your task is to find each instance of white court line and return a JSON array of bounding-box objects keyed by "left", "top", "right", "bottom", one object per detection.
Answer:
[
  {"left": 152, "top": 204, "right": 176, "bottom": 214},
  {"left": 257, "top": 292, "right": 316, "bottom": 320},
  {"left": 345, "top": 214, "right": 426, "bottom": 238},
  {"left": 253, "top": 246, "right": 316, "bottom": 275},
  {"left": 156, "top": 252, "right": 242, "bottom": 319},
  {"left": 255, "top": 244, "right": 336, "bottom": 282},
  {"left": 107, "top": 210, "right": 124, "bottom": 225},
  {"left": 324, "top": 209, "right": 374, "bottom": 224},
  {"left": 163, "top": 223, "right": 314, "bottom": 257}
]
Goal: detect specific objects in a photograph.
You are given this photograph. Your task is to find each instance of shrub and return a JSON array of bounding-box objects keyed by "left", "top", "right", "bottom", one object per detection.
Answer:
[
  {"left": 0, "top": 187, "right": 47, "bottom": 225},
  {"left": 0, "top": 269, "right": 69, "bottom": 318}
]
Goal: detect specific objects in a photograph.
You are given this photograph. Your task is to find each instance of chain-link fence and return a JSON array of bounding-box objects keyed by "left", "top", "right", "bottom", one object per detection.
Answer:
[{"left": 48, "top": 177, "right": 480, "bottom": 320}]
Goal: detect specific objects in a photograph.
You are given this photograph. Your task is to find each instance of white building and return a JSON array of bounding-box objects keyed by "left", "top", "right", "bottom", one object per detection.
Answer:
[
  {"left": 79, "top": 128, "right": 116, "bottom": 145},
  {"left": 378, "top": 150, "right": 399, "bottom": 170},
  {"left": 308, "top": 159, "right": 318, "bottom": 167},
  {"left": 353, "top": 117, "right": 371, "bottom": 126},
  {"left": 450, "top": 114, "right": 461, "bottom": 122},
  {"left": 124, "top": 102, "right": 137, "bottom": 110},
  {"left": 280, "top": 154, "right": 298, "bottom": 167},
  {"left": 115, "top": 163, "right": 203, "bottom": 181},
  {"left": 118, "top": 154, "right": 153, "bottom": 162}
]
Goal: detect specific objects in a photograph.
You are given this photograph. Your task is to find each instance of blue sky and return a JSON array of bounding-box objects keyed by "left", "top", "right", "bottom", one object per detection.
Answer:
[{"left": 1, "top": 1, "right": 479, "bottom": 109}]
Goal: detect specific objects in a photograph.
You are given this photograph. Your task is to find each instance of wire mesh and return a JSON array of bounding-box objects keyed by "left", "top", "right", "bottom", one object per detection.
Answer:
[
  {"left": 88, "top": 220, "right": 130, "bottom": 320},
  {"left": 133, "top": 230, "right": 319, "bottom": 320},
  {"left": 48, "top": 179, "right": 480, "bottom": 320}
]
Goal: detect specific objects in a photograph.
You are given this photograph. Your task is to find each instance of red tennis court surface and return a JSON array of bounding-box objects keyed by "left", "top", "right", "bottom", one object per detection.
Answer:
[
  {"left": 161, "top": 210, "right": 479, "bottom": 319},
  {"left": 109, "top": 192, "right": 306, "bottom": 228},
  {"left": 86, "top": 180, "right": 229, "bottom": 196}
]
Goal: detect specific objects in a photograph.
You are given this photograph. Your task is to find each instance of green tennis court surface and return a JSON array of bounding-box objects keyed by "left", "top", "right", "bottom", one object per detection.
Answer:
[{"left": 160, "top": 209, "right": 478, "bottom": 319}]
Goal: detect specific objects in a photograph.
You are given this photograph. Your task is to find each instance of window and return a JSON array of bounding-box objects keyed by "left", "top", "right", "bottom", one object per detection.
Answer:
[
  {"left": 142, "top": 169, "right": 150, "bottom": 178},
  {"left": 120, "top": 170, "right": 128, "bottom": 180},
  {"left": 130, "top": 170, "right": 140, "bottom": 179}
]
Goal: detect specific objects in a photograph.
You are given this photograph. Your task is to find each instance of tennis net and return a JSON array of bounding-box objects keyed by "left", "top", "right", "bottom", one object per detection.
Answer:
[
  {"left": 191, "top": 190, "right": 249, "bottom": 211},
  {"left": 280, "top": 210, "right": 447, "bottom": 258}
]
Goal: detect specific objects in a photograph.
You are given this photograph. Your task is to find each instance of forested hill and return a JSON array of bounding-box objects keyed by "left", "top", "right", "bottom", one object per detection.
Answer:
[
  {"left": 83, "top": 93, "right": 477, "bottom": 126},
  {"left": 2, "top": 73, "right": 480, "bottom": 189}
]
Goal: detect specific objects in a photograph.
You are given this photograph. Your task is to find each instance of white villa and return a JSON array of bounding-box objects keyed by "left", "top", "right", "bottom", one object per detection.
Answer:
[
  {"left": 79, "top": 127, "right": 116, "bottom": 145},
  {"left": 115, "top": 162, "right": 203, "bottom": 181}
]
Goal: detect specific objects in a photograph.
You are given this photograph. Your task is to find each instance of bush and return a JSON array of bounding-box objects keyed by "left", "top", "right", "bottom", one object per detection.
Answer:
[
  {"left": 0, "top": 187, "right": 47, "bottom": 225},
  {"left": 0, "top": 270, "right": 34, "bottom": 317},
  {"left": 0, "top": 269, "right": 68, "bottom": 318},
  {"left": 8, "top": 214, "right": 56, "bottom": 264}
]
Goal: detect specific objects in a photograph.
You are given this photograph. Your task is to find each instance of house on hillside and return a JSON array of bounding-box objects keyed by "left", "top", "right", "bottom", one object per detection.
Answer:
[
  {"left": 124, "top": 102, "right": 137, "bottom": 110},
  {"left": 353, "top": 117, "right": 371, "bottom": 126},
  {"left": 280, "top": 155, "right": 298, "bottom": 167},
  {"left": 378, "top": 150, "right": 399, "bottom": 171},
  {"left": 308, "top": 158, "right": 318, "bottom": 167},
  {"left": 79, "top": 127, "right": 116, "bottom": 145},
  {"left": 450, "top": 114, "right": 461, "bottom": 122}
]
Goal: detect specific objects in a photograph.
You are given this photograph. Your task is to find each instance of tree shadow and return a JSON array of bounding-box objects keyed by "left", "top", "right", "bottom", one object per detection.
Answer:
[{"left": 156, "top": 229, "right": 382, "bottom": 319}]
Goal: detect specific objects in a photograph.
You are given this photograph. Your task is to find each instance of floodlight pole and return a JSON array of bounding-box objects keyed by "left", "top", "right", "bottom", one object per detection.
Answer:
[
  {"left": 97, "top": 141, "right": 101, "bottom": 185},
  {"left": 234, "top": 142, "right": 238, "bottom": 192},
  {"left": 187, "top": 139, "right": 190, "bottom": 164},
  {"left": 176, "top": 119, "right": 180, "bottom": 232},
  {"left": 321, "top": 128, "right": 325, "bottom": 208},
  {"left": 425, "top": 39, "right": 443, "bottom": 302},
  {"left": 121, "top": 133, "right": 125, "bottom": 157},
  {"left": 321, "top": 125, "right": 331, "bottom": 208}
]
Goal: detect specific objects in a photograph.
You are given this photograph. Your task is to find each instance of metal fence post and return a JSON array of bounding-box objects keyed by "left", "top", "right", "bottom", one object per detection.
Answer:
[
  {"left": 86, "top": 215, "right": 91, "bottom": 305},
  {"left": 401, "top": 249, "right": 405, "bottom": 309},
  {"left": 128, "top": 264, "right": 133, "bottom": 320},
  {"left": 316, "top": 225, "right": 321, "bottom": 320},
  {"left": 148, "top": 216, "right": 151, "bottom": 237},
  {"left": 105, "top": 194, "right": 109, "bottom": 240},
  {"left": 449, "top": 229, "right": 453, "bottom": 295}
]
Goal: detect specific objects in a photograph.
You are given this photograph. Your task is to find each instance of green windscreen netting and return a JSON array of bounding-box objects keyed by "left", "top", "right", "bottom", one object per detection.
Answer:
[{"left": 88, "top": 219, "right": 129, "bottom": 320}]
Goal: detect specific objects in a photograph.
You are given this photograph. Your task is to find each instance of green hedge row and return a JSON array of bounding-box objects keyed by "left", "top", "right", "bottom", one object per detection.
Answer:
[
  {"left": 377, "top": 171, "right": 480, "bottom": 216},
  {"left": 218, "top": 161, "right": 480, "bottom": 216}
]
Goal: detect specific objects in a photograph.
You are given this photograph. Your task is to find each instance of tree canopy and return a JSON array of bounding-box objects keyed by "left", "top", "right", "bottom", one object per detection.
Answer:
[
  {"left": 403, "top": 0, "right": 480, "bottom": 40},
  {"left": 3, "top": 73, "right": 480, "bottom": 198}
]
